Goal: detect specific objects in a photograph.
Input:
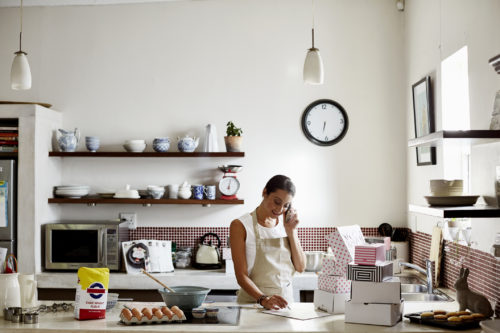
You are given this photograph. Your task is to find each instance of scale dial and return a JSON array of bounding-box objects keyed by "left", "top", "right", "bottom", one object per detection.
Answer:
[{"left": 219, "top": 176, "right": 240, "bottom": 196}]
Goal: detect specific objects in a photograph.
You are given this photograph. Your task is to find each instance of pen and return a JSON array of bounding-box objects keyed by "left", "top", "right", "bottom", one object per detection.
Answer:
[{"left": 286, "top": 305, "right": 291, "bottom": 310}]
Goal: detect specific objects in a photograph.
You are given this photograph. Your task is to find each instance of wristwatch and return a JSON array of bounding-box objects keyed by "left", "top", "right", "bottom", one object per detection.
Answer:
[{"left": 257, "top": 294, "right": 268, "bottom": 306}]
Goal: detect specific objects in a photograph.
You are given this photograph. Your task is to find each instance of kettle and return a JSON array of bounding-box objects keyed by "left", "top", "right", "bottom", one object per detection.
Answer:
[{"left": 194, "top": 233, "right": 222, "bottom": 269}]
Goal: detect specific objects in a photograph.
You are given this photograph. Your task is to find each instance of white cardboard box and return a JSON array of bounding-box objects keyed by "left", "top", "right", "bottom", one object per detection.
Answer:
[
  {"left": 344, "top": 300, "right": 404, "bottom": 326},
  {"left": 350, "top": 277, "right": 401, "bottom": 303},
  {"left": 313, "top": 289, "right": 349, "bottom": 314}
]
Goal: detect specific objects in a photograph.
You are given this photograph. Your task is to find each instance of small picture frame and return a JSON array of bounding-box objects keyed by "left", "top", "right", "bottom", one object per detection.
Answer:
[{"left": 412, "top": 76, "right": 436, "bottom": 166}]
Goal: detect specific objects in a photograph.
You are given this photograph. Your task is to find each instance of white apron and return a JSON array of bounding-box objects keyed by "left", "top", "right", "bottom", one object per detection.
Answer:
[{"left": 236, "top": 209, "right": 295, "bottom": 303}]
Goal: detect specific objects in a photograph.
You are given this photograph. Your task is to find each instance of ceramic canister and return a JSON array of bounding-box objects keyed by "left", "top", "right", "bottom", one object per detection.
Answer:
[
  {"left": 193, "top": 185, "right": 204, "bottom": 200},
  {"left": 0, "top": 273, "right": 21, "bottom": 316},
  {"left": 204, "top": 185, "right": 216, "bottom": 200}
]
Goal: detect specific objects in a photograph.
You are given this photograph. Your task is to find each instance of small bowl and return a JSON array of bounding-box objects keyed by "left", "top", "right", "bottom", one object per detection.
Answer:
[
  {"left": 125, "top": 139, "right": 145, "bottom": 145},
  {"left": 205, "top": 307, "right": 219, "bottom": 318},
  {"left": 192, "top": 307, "right": 206, "bottom": 319},
  {"left": 123, "top": 143, "right": 146, "bottom": 153}
]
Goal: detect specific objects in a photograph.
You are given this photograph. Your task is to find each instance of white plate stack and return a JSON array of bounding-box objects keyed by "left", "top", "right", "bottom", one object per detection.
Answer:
[{"left": 54, "top": 185, "right": 90, "bottom": 198}]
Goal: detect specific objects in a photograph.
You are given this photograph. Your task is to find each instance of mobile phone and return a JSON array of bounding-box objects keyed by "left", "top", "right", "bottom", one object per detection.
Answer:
[{"left": 285, "top": 204, "right": 293, "bottom": 222}]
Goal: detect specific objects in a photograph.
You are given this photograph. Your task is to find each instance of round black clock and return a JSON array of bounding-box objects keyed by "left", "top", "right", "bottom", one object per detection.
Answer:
[{"left": 301, "top": 99, "right": 349, "bottom": 146}]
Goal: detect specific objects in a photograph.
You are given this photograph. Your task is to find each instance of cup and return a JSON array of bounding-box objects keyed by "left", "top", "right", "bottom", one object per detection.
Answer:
[
  {"left": 18, "top": 274, "right": 37, "bottom": 309},
  {"left": 167, "top": 184, "right": 179, "bottom": 199},
  {"left": 204, "top": 185, "right": 216, "bottom": 200},
  {"left": 192, "top": 185, "right": 204, "bottom": 200}
]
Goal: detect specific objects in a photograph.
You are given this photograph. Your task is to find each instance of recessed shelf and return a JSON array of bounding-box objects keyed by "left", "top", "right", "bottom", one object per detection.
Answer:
[
  {"left": 409, "top": 204, "right": 500, "bottom": 218},
  {"left": 49, "top": 197, "right": 244, "bottom": 206},
  {"left": 407, "top": 130, "right": 500, "bottom": 147},
  {"left": 49, "top": 152, "right": 244, "bottom": 157}
]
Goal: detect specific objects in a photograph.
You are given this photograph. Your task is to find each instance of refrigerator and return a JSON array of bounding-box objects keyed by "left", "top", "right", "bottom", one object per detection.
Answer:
[{"left": 0, "top": 160, "right": 16, "bottom": 259}]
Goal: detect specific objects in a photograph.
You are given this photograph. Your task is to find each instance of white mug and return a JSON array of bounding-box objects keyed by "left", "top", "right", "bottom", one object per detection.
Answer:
[
  {"left": 18, "top": 274, "right": 38, "bottom": 309},
  {"left": 0, "top": 273, "right": 21, "bottom": 316},
  {"left": 167, "top": 184, "right": 179, "bottom": 199}
]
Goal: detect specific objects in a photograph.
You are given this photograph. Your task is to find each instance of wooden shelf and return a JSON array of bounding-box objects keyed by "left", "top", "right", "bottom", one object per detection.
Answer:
[
  {"left": 408, "top": 130, "right": 500, "bottom": 147},
  {"left": 0, "top": 152, "right": 18, "bottom": 158},
  {"left": 409, "top": 204, "right": 500, "bottom": 218},
  {"left": 49, "top": 152, "right": 244, "bottom": 157},
  {"left": 48, "top": 197, "right": 244, "bottom": 206}
]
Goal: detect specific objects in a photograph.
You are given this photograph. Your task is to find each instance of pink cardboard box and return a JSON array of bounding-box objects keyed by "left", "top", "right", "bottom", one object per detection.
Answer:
[
  {"left": 320, "top": 256, "right": 347, "bottom": 276},
  {"left": 318, "top": 274, "right": 351, "bottom": 294},
  {"left": 325, "top": 225, "right": 365, "bottom": 266},
  {"left": 354, "top": 243, "right": 386, "bottom": 265}
]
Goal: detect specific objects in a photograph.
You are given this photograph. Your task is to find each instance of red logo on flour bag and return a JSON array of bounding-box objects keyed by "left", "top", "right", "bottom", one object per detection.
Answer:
[{"left": 74, "top": 267, "right": 109, "bottom": 320}]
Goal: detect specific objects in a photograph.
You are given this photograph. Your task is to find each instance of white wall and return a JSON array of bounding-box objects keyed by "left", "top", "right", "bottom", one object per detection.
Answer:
[
  {"left": 405, "top": 0, "right": 500, "bottom": 253},
  {"left": 0, "top": 0, "right": 406, "bottom": 228}
]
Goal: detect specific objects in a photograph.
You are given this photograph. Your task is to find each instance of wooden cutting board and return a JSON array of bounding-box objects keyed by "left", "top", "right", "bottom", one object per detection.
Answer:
[{"left": 429, "top": 226, "right": 443, "bottom": 287}]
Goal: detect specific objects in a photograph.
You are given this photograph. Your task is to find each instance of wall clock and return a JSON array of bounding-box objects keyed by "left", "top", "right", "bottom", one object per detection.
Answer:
[{"left": 301, "top": 99, "right": 349, "bottom": 146}]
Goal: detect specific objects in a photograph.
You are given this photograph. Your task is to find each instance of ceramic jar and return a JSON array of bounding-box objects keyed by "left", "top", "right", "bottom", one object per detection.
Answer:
[
  {"left": 0, "top": 273, "right": 21, "bottom": 317},
  {"left": 153, "top": 137, "right": 170, "bottom": 152}
]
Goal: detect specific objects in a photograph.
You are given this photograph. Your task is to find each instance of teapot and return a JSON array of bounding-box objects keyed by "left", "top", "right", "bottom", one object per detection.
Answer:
[
  {"left": 177, "top": 135, "right": 199, "bottom": 153},
  {"left": 57, "top": 128, "right": 80, "bottom": 152}
]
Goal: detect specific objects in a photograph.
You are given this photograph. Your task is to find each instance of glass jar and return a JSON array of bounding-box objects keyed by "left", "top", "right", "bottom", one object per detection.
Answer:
[{"left": 175, "top": 247, "right": 192, "bottom": 268}]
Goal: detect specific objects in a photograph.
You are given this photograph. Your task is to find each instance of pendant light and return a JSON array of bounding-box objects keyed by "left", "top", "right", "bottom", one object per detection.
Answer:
[
  {"left": 303, "top": 0, "right": 324, "bottom": 85},
  {"left": 11, "top": 0, "right": 31, "bottom": 90}
]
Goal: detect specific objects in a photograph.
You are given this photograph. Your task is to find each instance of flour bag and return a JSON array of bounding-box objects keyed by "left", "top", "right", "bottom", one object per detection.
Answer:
[{"left": 74, "top": 267, "right": 109, "bottom": 320}]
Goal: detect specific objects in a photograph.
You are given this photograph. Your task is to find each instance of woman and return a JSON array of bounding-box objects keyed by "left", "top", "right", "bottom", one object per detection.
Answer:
[{"left": 230, "top": 175, "right": 306, "bottom": 310}]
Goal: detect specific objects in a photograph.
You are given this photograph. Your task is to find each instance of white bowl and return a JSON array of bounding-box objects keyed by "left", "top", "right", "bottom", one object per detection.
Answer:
[
  {"left": 123, "top": 143, "right": 146, "bottom": 153},
  {"left": 430, "top": 179, "right": 463, "bottom": 196},
  {"left": 125, "top": 139, "right": 145, "bottom": 145}
]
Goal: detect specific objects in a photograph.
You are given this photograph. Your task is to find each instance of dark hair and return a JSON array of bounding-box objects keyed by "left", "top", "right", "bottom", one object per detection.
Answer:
[{"left": 264, "top": 175, "right": 296, "bottom": 197}]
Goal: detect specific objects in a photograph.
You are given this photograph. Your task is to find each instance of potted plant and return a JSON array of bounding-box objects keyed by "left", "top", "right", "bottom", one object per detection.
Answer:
[{"left": 224, "top": 121, "right": 243, "bottom": 152}]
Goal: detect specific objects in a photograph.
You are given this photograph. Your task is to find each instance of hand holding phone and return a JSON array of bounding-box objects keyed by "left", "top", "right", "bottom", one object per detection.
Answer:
[{"left": 285, "top": 204, "right": 293, "bottom": 223}]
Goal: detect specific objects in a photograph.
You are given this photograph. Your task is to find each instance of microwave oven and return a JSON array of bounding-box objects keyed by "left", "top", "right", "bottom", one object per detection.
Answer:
[{"left": 44, "top": 220, "right": 127, "bottom": 271}]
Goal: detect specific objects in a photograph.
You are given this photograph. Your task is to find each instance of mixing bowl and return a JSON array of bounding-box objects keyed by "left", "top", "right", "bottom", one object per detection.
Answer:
[
  {"left": 305, "top": 251, "right": 324, "bottom": 272},
  {"left": 158, "top": 286, "right": 211, "bottom": 312}
]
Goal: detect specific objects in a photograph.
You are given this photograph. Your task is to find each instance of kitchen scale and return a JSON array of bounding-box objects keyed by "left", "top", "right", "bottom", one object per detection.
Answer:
[{"left": 218, "top": 165, "right": 242, "bottom": 200}]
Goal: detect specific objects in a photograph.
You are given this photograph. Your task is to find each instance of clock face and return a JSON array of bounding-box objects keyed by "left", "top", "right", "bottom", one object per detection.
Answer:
[
  {"left": 219, "top": 176, "right": 240, "bottom": 196},
  {"left": 301, "top": 99, "right": 349, "bottom": 146}
]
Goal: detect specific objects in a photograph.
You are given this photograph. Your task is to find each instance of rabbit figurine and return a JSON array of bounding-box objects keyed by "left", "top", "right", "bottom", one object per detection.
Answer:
[{"left": 454, "top": 267, "right": 494, "bottom": 317}]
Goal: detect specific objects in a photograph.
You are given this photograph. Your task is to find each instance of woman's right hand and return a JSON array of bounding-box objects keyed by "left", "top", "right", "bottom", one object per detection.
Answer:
[{"left": 261, "top": 294, "right": 288, "bottom": 310}]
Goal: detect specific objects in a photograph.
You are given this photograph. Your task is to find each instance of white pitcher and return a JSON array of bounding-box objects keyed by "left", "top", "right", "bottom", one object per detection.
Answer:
[
  {"left": 0, "top": 273, "right": 21, "bottom": 316},
  {"left": 18, "top": 274, "right": 38, "bottom": 309}
]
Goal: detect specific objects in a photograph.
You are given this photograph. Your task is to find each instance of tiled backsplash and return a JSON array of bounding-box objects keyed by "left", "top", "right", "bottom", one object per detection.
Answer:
[
  {"left": 129, "top": 226, "right": 387, "bottom": 251},
  {"left": 129, "top": 226, "right": 499, "bottom": 314},
  {"left": 411, "top": 231, "right": 499, "bottom": 316}
]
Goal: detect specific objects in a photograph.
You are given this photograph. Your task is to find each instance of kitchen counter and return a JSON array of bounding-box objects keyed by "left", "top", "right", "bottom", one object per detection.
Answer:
[
  {"left": 36, "top": 269, "right": 318, "bottom": 301},
  {"left": 0, "top": 299, "right": 482, "bottom": 333}
]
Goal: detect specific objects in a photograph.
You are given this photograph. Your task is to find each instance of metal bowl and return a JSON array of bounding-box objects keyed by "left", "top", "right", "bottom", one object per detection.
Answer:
[
  {"left": 218, "top": 165, "right": 243, "bottom": 173},
  {"left": 305, "top": 251, "right": 324, "bottom": 272},
  {"left": 158, "top": 286, "right": 211, "bottom": 312}
]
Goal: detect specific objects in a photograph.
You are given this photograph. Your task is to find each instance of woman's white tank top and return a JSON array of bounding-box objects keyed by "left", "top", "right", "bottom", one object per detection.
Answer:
[{"left": 237, "top": 212, "right": 287, "bottom": 275}]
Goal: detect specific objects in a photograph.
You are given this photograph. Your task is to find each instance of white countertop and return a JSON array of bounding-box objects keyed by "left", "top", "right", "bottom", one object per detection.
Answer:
[{"left": 0, "top": 300, "right": 482, "bottom": 333}]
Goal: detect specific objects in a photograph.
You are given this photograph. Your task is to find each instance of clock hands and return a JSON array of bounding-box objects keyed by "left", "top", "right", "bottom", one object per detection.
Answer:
[{"left": 322, "top": 121, "right": 326, "bottom": 133}]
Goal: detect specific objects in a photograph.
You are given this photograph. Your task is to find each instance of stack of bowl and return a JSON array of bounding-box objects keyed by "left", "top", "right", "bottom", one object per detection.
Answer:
[
  {"left": 430, "top": 179, "right": 463, "bottom": 196},
  {"left": 123, "top": 140, "right": 146, "bottom": 152},
  {"left": 54, "top": 185, "right": 90, "bottom": 198},
  {"left": 85, "top": 136, "right": 100, "bottom": 152}
]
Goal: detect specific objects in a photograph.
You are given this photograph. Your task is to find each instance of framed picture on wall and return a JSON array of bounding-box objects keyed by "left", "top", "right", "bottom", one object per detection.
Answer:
[{"left": 412, "top": 76, "right": 436, "bottom": 166}]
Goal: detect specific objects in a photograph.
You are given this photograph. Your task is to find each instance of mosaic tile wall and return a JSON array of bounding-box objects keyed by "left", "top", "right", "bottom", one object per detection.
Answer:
[
  {"left": 411, "top": 231, "right": 499, "bottom": 317},
  {"left": 129, "top": 226, "right": 389, "bottom": 251}
]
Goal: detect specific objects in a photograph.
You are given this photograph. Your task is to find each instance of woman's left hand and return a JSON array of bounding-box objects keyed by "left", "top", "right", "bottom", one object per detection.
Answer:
[{"left": 283, "top": 208, "right": 299, "bottom": 235}]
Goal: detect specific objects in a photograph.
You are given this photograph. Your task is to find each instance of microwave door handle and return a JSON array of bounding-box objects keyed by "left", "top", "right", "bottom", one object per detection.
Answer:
[{"left": 100, "top": 229, "right": 107, "bottom": 267}]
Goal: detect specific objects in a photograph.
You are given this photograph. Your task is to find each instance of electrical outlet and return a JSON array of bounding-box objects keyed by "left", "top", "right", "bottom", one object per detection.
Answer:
[{"left": 120, "top": 212, "right": 137, "bottom": 230}]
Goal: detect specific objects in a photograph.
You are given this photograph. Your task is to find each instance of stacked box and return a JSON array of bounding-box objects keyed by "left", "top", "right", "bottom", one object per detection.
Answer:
[
  {"left": 314, "top": 226, "right": 366, "bottom": 314},
  {"left": 354, "top": 243, "right": 386, "bottom": 265},
  {"left": 345, "top": 261, "right": 402, "bottom": 326}
]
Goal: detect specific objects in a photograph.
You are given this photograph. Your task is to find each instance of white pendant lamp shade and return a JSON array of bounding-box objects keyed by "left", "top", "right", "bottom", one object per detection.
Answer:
[
  {"left": 303, "top": 47, "right": 324, "bottom": 85},
  {"left": 11, "top": 52, "right": 31, "bottom": 90}
]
